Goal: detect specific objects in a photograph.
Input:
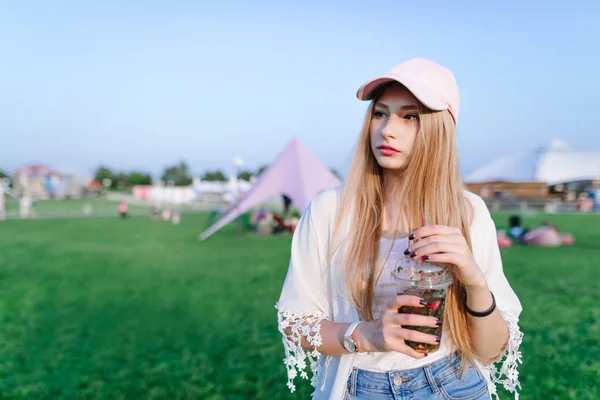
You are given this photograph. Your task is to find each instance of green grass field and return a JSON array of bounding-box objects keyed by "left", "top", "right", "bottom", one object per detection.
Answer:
[{"left": 0, "top": 211, "right": 598, "bottom": 399}]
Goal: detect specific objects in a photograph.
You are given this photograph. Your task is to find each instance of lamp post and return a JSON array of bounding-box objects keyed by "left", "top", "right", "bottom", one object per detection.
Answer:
[{"left": 233, "top": 157, "right": 244, "bottom": 200}]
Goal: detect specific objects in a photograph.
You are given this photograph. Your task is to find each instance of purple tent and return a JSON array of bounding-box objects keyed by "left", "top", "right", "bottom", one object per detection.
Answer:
[{"left": 198, "top": 137, "right": 342, "bottom": 240}]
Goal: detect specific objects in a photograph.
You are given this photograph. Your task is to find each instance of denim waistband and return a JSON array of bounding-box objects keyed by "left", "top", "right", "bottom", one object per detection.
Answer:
[{"left": 347, "top": 352, "right": 466, "bottom": 395}]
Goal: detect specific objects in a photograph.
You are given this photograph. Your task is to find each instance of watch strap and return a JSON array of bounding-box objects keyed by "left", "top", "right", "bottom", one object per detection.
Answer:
[{"left": 344, "top": 321, "right": 362, "bottom": 352}]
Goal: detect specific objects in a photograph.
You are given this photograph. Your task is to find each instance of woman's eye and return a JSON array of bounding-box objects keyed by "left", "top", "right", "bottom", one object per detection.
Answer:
[
  {"left": 405, "top": 114, "right": 419, "bottom": 121},
  {"left": 373, "top": 111, "right": 387, "bottom": 118}
]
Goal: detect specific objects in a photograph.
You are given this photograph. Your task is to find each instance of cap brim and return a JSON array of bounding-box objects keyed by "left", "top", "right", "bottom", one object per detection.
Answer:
[{"left": 356, "top": 75, "right": 447, "bottom": 112}]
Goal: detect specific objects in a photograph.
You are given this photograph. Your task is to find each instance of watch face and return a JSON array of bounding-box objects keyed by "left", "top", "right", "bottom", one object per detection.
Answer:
[{"left": 343, "top": 337, "right": 356, "bottom": 353}]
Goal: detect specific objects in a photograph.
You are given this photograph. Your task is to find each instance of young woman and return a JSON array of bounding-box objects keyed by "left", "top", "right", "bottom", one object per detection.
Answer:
[{"left": 276, "top": 58, "right": 523, "bottom": 399}]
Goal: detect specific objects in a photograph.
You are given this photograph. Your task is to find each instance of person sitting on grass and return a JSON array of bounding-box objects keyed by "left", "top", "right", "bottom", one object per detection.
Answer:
[
  {"left": 521, "top": 221, "right": 575, "bottom": 247},
  {"left": 253, "top": 209, "right": 274, "bottom": 235},
  {"left": 283, "top": 211, "right": 300, "bottom": 234},
  {"left": 272, "top": 213, "right": 286, "bottom": 234},
  {"left": 496, "top": 230, "right": 513, "bottom": 248},
  {"left": 507, "top": 215, "right": 527, "bottom": 240}
]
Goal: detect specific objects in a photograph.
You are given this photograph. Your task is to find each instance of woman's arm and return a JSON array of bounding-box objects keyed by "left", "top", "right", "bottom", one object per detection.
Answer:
[
  {"left": 407, "top": 225, "right": 510, "bottom": 363},
  {"left": 284, "top": 319, "right": 351, "bottom": 355},
  {"left": 464, "top": 283, "right": 510, "bottom": 364},
  {"left": 284, "top": 295, "right": 439, "bottom": 358},
  {"left": 400, "top": 196, "right": 523, "bottom": 399}
]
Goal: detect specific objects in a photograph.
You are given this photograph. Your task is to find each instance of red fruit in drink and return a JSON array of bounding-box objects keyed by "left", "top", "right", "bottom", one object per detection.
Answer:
[{"left": 427, "top": 300, "right": 441, "bottom": 312}]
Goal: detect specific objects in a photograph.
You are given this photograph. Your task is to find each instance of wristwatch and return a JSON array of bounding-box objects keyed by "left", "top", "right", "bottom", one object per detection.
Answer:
[{"left": 342, "top": 321, "right": 363, "bottom": 353}]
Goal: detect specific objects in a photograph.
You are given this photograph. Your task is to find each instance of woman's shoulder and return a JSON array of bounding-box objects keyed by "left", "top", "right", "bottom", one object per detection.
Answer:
[
  {"left": 305, "top": 185, "right": 344, "bottom": 221},
  {"left": 464, "top": 190, "right": 487, "bottom": 213},
  {"left": 463, "top": 190, "right": 493, "bottom": 227}
]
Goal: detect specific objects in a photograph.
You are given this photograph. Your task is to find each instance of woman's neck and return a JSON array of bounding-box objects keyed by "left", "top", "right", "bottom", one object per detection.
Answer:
[
  {"left": 381, "top": 203, "right": 409, "bottom": 237},
  {"left": 381, "top": 169, "right": 409, "bottom": 237}
]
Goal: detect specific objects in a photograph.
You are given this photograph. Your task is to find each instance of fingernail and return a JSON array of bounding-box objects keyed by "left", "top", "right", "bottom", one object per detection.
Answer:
[
  {"left": 419, "top": 299, "right": 428, "bottom": 306},
  {"left": 422, "top": 255, "right": 430, "bottom": 260},
  {"left": 408, "top": 233, "right": 415, "bottom": 240},
  {"left": 409, "top": 251, "right": 417, "bottom": 258},
  {"left": 435, "top": 336, "right": 440, "bottom": 343},
  {"left": 436, "top": 319, "right": 442, "bottom": 326},
  {"left": 423, "top": 353, "right": 428, "bottom": 357},
  {"left": 403, "top": 248, "right": 410, "bottom": 255}
]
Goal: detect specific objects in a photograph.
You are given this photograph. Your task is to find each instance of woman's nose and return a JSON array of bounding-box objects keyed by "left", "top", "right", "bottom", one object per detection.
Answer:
[{"left": 381, "top": 115, "right": 401, "bottom": 138}]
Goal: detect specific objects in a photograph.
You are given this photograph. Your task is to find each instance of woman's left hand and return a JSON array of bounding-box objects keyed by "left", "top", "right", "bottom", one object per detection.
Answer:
[{"left": 406, "top": 225, "right": 487, "bottom": 289}]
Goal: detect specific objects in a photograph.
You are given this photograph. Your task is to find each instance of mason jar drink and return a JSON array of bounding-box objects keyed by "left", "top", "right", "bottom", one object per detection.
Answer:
[{"left": 391, "top": 257, "right": 453, "bottom": 353}]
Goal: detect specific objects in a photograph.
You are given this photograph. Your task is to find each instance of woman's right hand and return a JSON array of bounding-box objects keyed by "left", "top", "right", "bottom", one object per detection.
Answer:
[{"left": 354, "top": 295, "right": 440, "bottom": 358}]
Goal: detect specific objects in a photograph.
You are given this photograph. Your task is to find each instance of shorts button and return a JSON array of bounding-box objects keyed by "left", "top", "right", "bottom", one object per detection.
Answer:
[{"left": 393, "top": 376, "right": 403, "bottom": 386}]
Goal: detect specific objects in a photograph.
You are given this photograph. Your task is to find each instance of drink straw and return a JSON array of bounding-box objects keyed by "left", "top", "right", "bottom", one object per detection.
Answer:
[
  {"left": 420, "top": 217, "right": 425, "bottom": 291},
  {"left": 421, "top": 218, "right": 425, "bottom": 268}
]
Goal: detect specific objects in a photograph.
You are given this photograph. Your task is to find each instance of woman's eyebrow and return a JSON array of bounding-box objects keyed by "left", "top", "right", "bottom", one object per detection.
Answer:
[{"left": 375, "top": 103, "right": 418, "bottom": 111}]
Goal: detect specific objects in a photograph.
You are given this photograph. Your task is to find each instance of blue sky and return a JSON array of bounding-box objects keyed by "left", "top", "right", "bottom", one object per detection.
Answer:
[{"left": 1, "top": 0, "right": 599, "bottom": 179}]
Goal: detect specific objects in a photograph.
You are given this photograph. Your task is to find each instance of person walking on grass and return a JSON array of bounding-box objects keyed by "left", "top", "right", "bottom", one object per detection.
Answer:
[
  {"left": 119, "top": 201, "right": 128, "bottom": 219},
  {"left": 276, "top": 58, "right": 522, "bottom": 400}
]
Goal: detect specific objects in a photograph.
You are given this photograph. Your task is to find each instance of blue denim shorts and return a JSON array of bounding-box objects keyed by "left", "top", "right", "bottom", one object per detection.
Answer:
[{"left": 344, "top": 353, "right": 490, "bottom": 400}]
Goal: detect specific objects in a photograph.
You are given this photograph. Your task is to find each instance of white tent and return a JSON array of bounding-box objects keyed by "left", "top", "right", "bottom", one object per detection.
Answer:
[
  {"left": 198, "top": 137, "right": 342, "bottom": 240},
  {"left": 465, "top": 139, "right": 600, "bottom": 185}
]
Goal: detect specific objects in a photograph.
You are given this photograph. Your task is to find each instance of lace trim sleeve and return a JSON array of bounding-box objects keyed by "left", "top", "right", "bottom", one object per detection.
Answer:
[
  {"left": 481, "top": 308, "right": 524, "bottom": 400},
  {"left": 276, "top": 306, "right": 328, "bottom": 393}
]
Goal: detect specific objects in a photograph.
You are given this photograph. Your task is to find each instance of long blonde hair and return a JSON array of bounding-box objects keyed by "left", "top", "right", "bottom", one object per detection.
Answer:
[{"left": 330, "top": 84, "right": 475, "bottom": 363}]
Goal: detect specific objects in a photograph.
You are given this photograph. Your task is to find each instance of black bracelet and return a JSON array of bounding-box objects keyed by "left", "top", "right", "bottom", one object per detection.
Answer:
[{"left": 462, "top": 290, "right": 496, "bottom": 317}]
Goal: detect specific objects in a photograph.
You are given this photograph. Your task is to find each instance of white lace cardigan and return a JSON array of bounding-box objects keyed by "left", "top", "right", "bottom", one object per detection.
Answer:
[{"left": 276, "top": 187, "right": 523, "bottom": 399}]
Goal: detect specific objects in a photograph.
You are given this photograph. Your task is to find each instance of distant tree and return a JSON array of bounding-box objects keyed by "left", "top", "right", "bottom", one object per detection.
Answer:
[
  {"left": 0, "top": 170, "right": 9, "bottom": 187},
  {"left": 257, "top": 165, "right": 269, "bottom": 176},
  {"left": 127, "top": 171, "right": 152, "bottom": 186},
  {"left": 237, "top": 170, "right": 254, "bottom": 181},
  {"left": 94, "top": 166, "right": 115, "bottom": 185},
  {"left": 113, "top": 172, "right": 129, "bottom": 189},
  {"left": 201, "top": 170, "right": 227, "bottom": 182},
  {"left": 161, "top": 161, "right": 193, "bottom": 186}
]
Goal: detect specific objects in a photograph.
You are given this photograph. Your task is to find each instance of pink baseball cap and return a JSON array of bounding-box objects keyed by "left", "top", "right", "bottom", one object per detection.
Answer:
[{"left": 356, "top": 58, "right": 460, "bottom": 123}]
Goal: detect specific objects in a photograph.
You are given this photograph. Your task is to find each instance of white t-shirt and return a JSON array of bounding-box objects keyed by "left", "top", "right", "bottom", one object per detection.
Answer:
[
  {"left": 276, "top": 187, "right": 523, "bottom": 400},
  {"left": 352, "top": 235, "right": 453, "bottom": 372}
]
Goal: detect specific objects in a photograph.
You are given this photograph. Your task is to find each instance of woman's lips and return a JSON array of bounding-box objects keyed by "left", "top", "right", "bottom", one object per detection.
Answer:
[{"left": 378, "top": 145, "right": 399, "bottom": 156}]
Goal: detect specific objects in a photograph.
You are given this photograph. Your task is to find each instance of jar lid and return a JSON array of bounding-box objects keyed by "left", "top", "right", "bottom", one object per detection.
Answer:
[{"left": 393, "top": 256, "right": 453, "bottom": 283}]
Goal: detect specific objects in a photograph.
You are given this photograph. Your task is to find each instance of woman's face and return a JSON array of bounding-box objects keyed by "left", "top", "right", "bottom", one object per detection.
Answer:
[{"left": 370, "top": 84, "right": 421, "bottom": 171}]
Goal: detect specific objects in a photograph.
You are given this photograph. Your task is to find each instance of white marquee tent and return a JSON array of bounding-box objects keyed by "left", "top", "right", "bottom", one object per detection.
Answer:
[{"left": 465, "top": 139, "right": 600, "bottom": 185}]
